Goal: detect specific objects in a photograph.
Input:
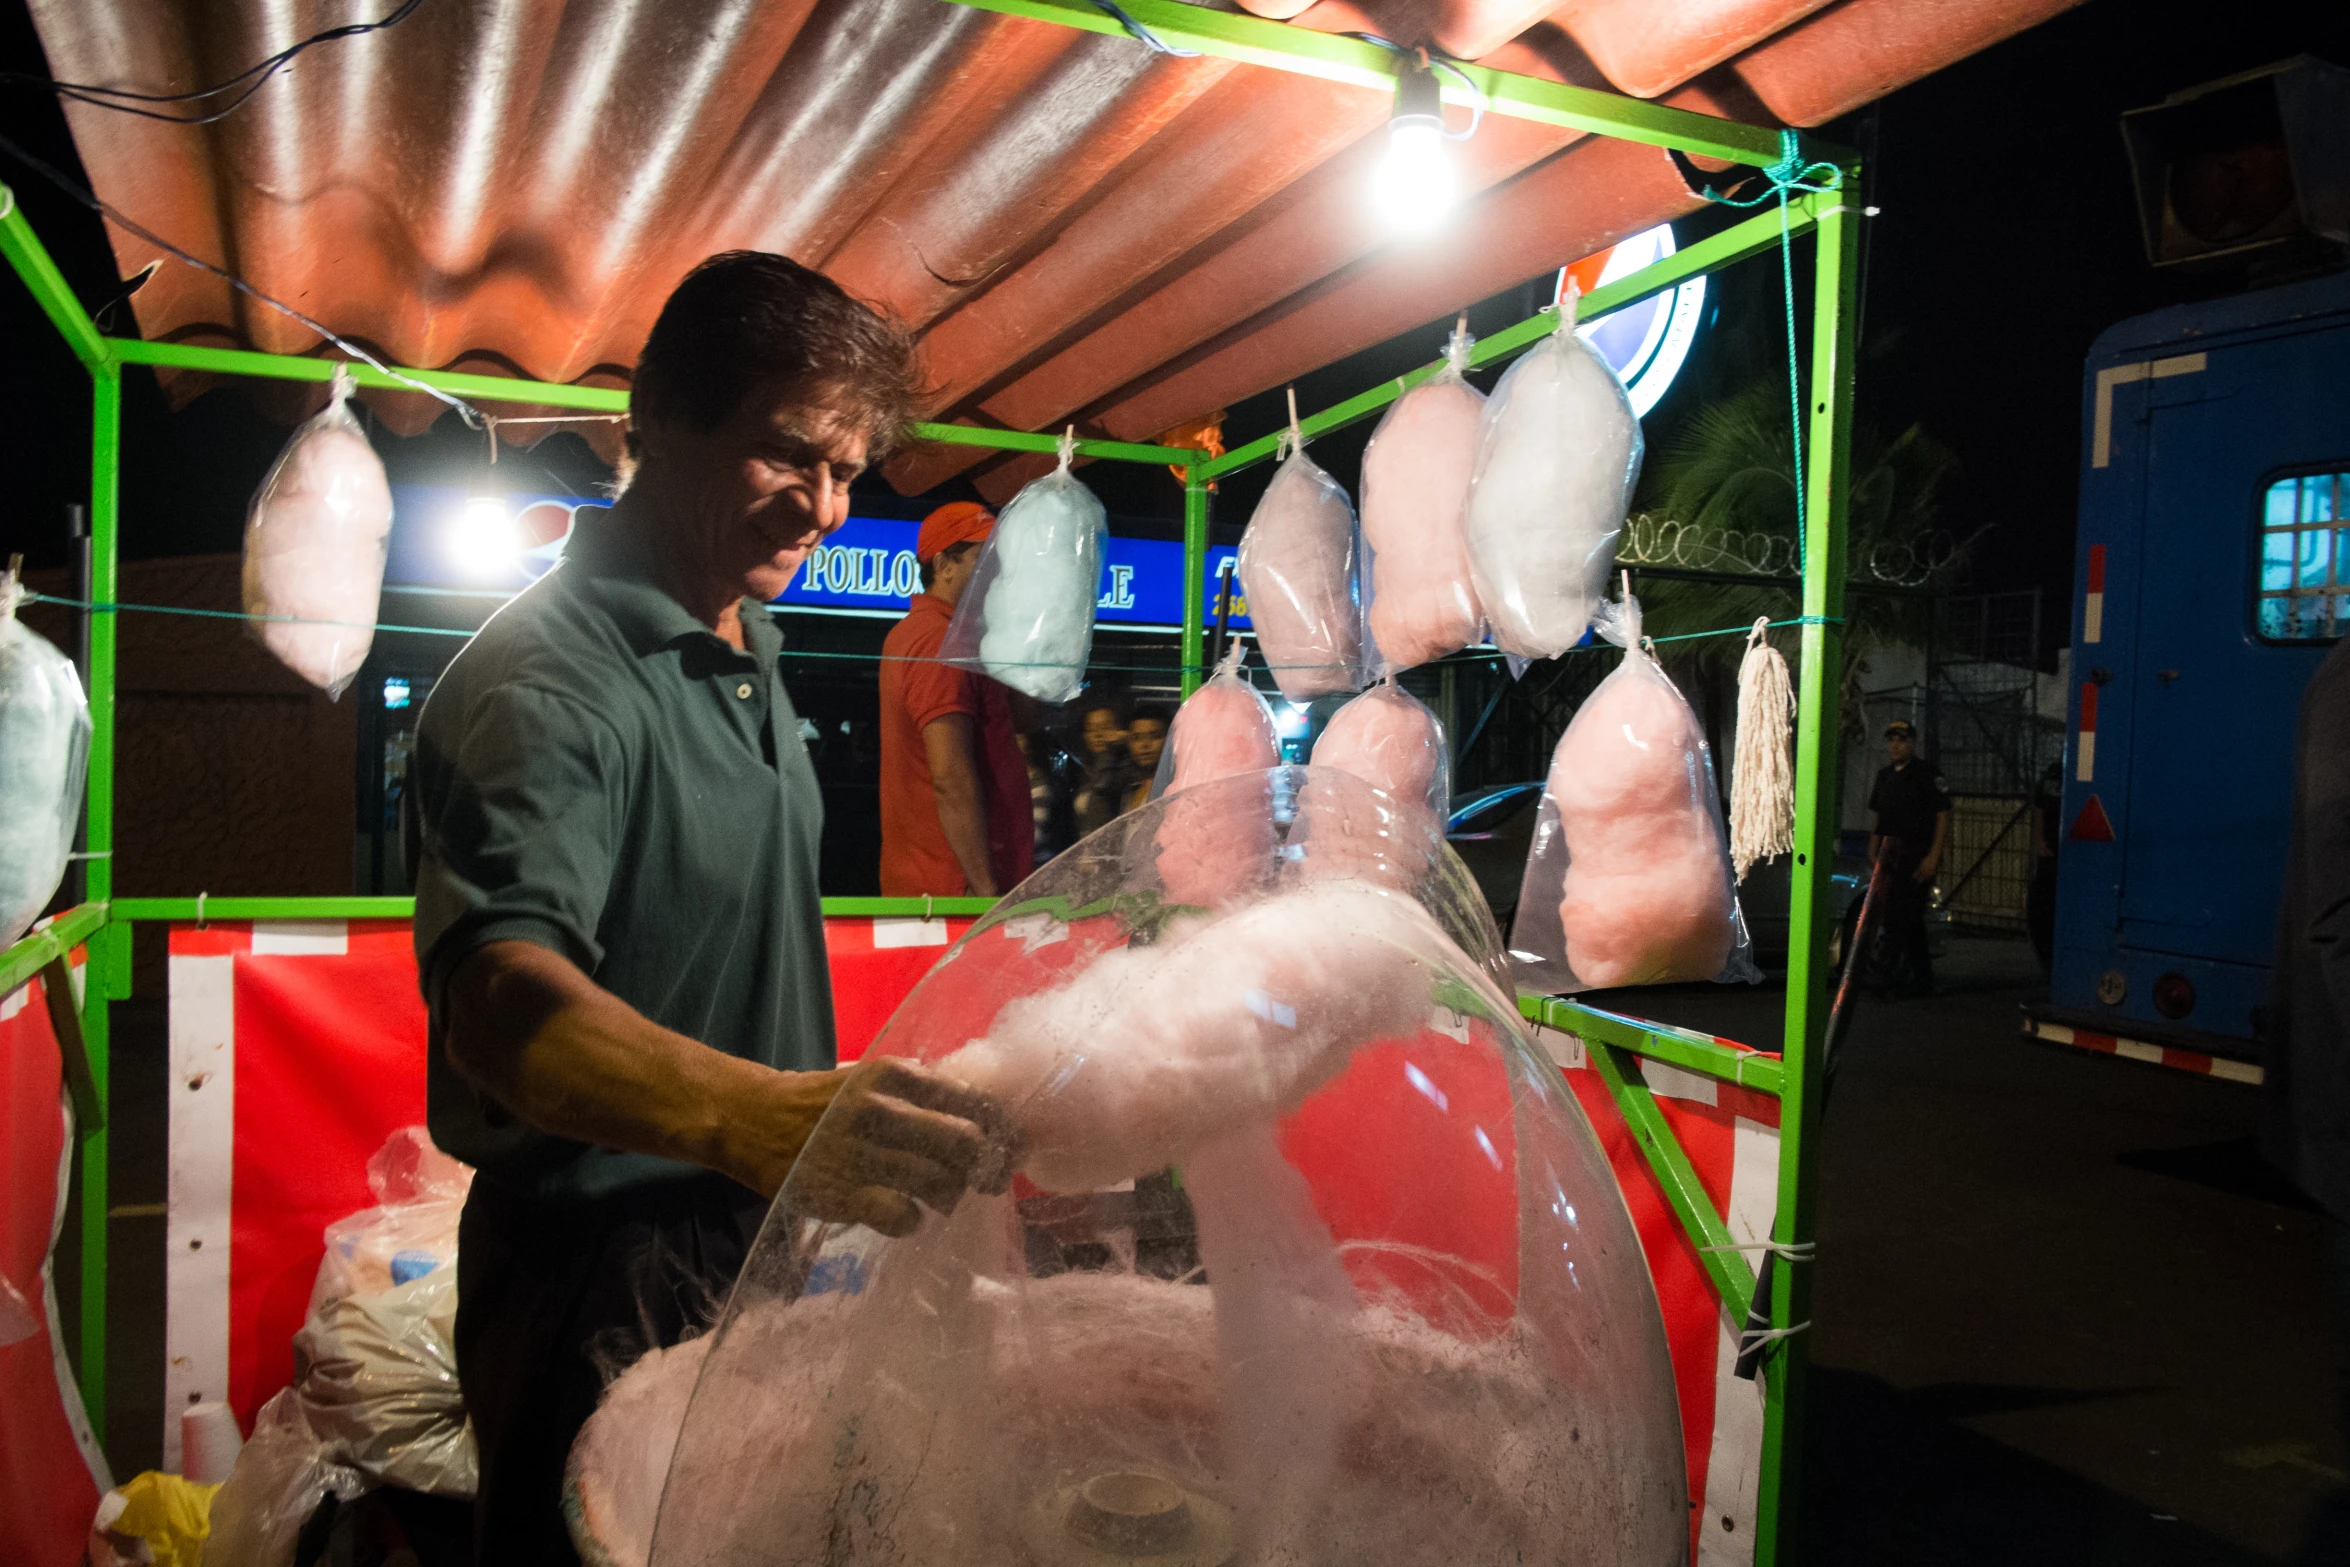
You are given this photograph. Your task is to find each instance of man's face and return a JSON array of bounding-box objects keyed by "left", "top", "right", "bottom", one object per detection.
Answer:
[
  {"left": 1127, "top": 717, "right": 1167, "bottom": 773},
  {"left": 1887, "top": 732, "right": 1913, "bottom": 766},
  {"left": 639, "top": 377, "right": 870, "bottom": 601},
  {"left": 929, "top": 542, "right": 982, "bottom": 607}
]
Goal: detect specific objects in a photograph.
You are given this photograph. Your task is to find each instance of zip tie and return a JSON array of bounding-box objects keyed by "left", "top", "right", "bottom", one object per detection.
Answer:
[
  {"left": 194, "top": 892, "right": 206, "bottom": 929},
  {"left": 1737, "top": 1320, "right": 1811, "bottom": 1352},
  {"left": 64, "top": 851, "right": 113, "bottom": 861},
  {"left": 1710, "top": 1240, "right": 1814, "bottom": 1259},
  {"left": 1090, "top": 0, "right": 1200, "bottom": 57},
  {"left": 922, "top": 894, "right": 935, "bottom": 921}
]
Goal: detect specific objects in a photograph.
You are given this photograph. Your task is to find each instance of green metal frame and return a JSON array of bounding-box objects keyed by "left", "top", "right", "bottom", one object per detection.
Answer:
[{"left": 2, "top": 19, "right": 1857, "bottom": 1555}]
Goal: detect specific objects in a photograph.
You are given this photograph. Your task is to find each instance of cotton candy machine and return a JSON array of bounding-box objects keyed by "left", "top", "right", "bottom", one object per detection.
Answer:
[{"left": 570, "top": 767, "right": 1686, "bottom": 1567}]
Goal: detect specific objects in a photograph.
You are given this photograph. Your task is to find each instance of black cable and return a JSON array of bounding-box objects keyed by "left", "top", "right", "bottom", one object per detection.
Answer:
[{"left": 1, "top": 0, "right": 426, "bottom": 126}]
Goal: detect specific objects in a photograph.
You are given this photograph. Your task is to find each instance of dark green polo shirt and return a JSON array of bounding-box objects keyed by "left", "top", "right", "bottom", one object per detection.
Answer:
[{"left": 411, "top": 508, "right": 835, "bottom": 1201}]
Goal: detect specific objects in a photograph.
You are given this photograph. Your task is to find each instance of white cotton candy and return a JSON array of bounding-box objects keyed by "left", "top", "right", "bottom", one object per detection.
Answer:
[
  {"left": 1464, "top": 308, "right": 1643, "bottom": 662},
  {"left": 943, "top": 455, "right": 1107, "bottom": 704},
  {"left": 1358, "top": 331, "right": 1485, "bottom": 675},
  {"left": 0, "top": 578, "right": 90, "bottom": 946},
  {"left": 243, "top": 369, "right": 394, "bottom": 697},
  {"left": 1237, "top": 448, "right": 1361, "bottom": 702},
  {"left": 939, "top": 878, "right": 1453, "bottom": 1192}
]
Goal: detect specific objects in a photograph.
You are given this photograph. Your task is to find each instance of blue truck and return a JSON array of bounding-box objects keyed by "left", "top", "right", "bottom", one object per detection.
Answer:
[{"left": 2036, "top": 268, "right": 2348, "bottom": 1071}]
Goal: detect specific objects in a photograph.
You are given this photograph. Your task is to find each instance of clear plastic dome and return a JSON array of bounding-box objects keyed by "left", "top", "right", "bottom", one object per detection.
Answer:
[{"left": 646, "top": 767, "right": 1685, "bottom": 1567}]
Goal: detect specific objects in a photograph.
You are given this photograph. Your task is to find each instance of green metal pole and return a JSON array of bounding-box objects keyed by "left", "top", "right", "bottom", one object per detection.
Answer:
[
  {"left": 1181, "top": 465, "right": 1210, "bottom": 695},
  {"left": 1753, "top": 185, "right": 1861, "bottom": 1566},
  {"left": 75, "top": 362, "right": 121, "bottom": 1442}
]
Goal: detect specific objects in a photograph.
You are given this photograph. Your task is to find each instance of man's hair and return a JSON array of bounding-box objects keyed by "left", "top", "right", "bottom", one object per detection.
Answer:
[
  {"left": 631, "top": 251, "right": 921, "bottom": 459},
  {"left": 917, "top": 539, "right": 981, "bottom": 592},
  {"left": 1128, "top": 704, "right": 1173, "bottom": 732}
]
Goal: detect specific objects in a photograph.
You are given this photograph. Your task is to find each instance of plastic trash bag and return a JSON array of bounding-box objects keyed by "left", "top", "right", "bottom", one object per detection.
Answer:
[
  {"left": 1465, "top": 289, "right": 1643, "bottom": 663},
  {"left": 1236, "top": 436, "right": 1362, "bottom": 703},
  {"left": 88, "top": 1471, "right": 219, "bottom": 1567},
  {"left": 1358, "top": 322, "right": 1485, "bottom": 674},
  {"left": 941, "top": 437, "right": 1106, "bottom": 704},
  {"left": 242, "top": 366, "right": 394, "bottom": 698},
  {"left": 309, "top": 1127, "right": 472, "bottom": 1317},
  {"left": 294, "top": 1263, "right": 476, "bottom": 1498},
  {"left": 206, "top": 1390, "right": 365, "bottom": 1567},
  {"left": 1508, "top": 592, "right": 1756, "bottom": 992},
  {"left": 0, "top": 569, "right": 90, "bottom": 947},
  {"left": 1152, "top": 646, "right": 1282, "bottom": 910}
]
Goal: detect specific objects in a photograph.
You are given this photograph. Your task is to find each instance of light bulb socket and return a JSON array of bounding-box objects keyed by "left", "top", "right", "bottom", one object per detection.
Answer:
[{"left": 1389, "top": 56, "right": 1443, "bottom": 133}]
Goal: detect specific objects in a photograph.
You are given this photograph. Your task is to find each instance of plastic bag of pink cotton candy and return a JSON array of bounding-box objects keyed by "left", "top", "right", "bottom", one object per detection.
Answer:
[
  {"left": 242, "top": 366, "right": 394, "bottom": 698},
  {"left": 1288, "top": 684, "right": 1451, "bottom": 891},
  {"left": 1236, "top": 434, "right": 1363, "bottom": 703},
  {"left": 1507, "top": 593, "right": 1758, "bottom": 993},
  {"left": 1357, "top": 321, "right": 1486, "bottom": 676},
  {"left": 1147, "top": 645, "right": 1281, "bottom": 909}
]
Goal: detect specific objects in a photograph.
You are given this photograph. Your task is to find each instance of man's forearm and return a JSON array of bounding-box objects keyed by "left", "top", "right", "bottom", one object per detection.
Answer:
[
  {"left": 444, "top": 940, "right": 837, "bottom": 1195},
  {"left": 923, "top": 714, "right": 998, "bottom": 896}
]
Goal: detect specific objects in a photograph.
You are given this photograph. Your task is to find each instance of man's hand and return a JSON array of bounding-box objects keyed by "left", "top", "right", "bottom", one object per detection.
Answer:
[
  {"left": 1913, "top": 850, "right": 1940, "bottom": 883},
  {"left": 758, "top": 1057, "right": 1018, "bottom": 1237}
]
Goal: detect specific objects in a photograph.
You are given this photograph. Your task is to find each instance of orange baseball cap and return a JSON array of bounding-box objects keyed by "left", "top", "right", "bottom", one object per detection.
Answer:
[{"left": 916, "top": 501, "right": 995, "bottom": 562}]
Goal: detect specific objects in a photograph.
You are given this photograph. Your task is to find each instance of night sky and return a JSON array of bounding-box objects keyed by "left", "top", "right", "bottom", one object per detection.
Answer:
[{"left": 2, "top": 0, "right": 2344, "bottom": 641}]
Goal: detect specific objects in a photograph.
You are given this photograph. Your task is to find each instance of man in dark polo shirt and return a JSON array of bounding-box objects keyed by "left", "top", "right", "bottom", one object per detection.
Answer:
[
  {"left": 876, "top": 502, "right": 1034, "bottom": 896},
  {"left": 1866, "top": 718, "right": 1952, "bottom": 997},
  {"left": 410, "top": 253, "right": 1009, "bottom": 1563}
]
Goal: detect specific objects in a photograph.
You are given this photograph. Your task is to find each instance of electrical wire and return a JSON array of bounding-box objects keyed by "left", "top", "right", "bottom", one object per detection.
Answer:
[
  {"left": 0, "top": 129, "right": 485, "bottom": 428},
  {"left": 1343, "top": 33, "right": 1487, "bottom": 141},
  {"left": 0, "top": 0, "right": 426, "bottom": 126}
]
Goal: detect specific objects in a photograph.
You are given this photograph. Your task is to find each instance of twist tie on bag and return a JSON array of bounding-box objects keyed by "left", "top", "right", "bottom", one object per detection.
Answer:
[
  {"left": 1737, "top": 1320, "right": 1811, "bottom": 1354},
  {"left": 1056, "top": 426, "right": 1077, "bottom": 471},
  {"left": 1444, "top": 314, "right": 1473, "bottom": 374},
  {"left": 1700, "top": 1239, "right": 1815, "bottom": 1262}
]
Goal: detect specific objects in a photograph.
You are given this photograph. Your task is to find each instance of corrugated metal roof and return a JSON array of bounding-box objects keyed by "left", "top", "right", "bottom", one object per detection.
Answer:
[{"left": 27, "top": 0, "right": 2078, "bottom": 496}]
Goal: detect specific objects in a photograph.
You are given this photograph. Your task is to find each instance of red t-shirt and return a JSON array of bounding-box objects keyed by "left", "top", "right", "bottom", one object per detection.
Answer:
[{"left": 878, "top": 593, "right": 1035, "bottom": 896}]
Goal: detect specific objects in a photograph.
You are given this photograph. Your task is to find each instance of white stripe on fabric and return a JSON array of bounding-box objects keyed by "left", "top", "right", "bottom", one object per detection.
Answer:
[
  {"left": 251, "top": 920, "right": 348, "bottom": 956},
  {"left": 1698, "top": 1115, "right": 1782, "bottom": 1565},
  {"left": 1641, "top": 1058, "right": 1720, "bottom": 1107},
  {"left": 45, "top": 1085, "right": 113, "bottom": 1496},
  {"left": 871, "top": 918, "right": 951, "bottom": 949},
  {"left": 165, "top": 953, "right": 236, "bottom": 1473},
  {"left": 1531, "top": 1023, "right": 1585, "bottom": 1071}
]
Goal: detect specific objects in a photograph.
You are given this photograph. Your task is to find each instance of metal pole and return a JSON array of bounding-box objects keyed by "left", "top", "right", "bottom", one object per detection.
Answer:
[
  {"left": 1181, "top": 466, "right": 1210, "bottom": 696},
  {"left": 1754, "top": 185, "right": 1860, "bottom": 1567},
  {"left": 76, "top": 364, "right": 121, "bottom": 1442}
]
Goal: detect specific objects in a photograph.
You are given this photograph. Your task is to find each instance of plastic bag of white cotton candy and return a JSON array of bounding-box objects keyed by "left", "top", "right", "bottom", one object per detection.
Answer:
[
  {"left": 941, "top": 433, "right": 1107, "bottom": 704},
  {"left": 0, "top": 565, "right": 90, "bottom": 947}
]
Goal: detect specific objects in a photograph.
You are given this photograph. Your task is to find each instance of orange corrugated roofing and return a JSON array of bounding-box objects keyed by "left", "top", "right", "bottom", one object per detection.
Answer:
[{"left": 26, "top": 0, "right": 2078, "bottom": 497}]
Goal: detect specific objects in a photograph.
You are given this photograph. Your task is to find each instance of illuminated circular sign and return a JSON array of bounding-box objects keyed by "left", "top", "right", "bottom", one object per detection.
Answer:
[{"left": 1567, "top": 223, "right": 1707, "bottom": 418}]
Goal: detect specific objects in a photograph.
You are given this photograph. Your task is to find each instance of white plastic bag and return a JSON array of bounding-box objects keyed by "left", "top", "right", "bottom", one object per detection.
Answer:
[
  {"left": 1508, "top": 592, "right": 1755, "bottom": 992},
  {"left": 1236, "top": 420, "right": 1362, "bottom": 703},
  {"left": 294, "top": 1263, "right": 476, "bottom": 1498},
  {"left": 1307, "top": 680, "right": 1449, "bottom": 820},
  {"left": 1465, "top": 288, "right": 1643, "bottom": 663},
  {"left": 1153, "top": 644, "right": 1280, "bottom": 909},
  {"left": 204, "top": 1390, "right": 364, "bottom": 1567},
  {"left": 242, "top": 367, "right": 394, "bottom": 697},
  {"left": 1358, "top": 321, "right": 1486, "bottom": 674},
  {"left": 0, "top": 567, "right": 90, "bottom": 947},
  {"left": 309, "top": 1127, "right": 472, "bottom": 1317},
  {"left": 941, "top": 435, "right": 1106, "bottom": 704}
]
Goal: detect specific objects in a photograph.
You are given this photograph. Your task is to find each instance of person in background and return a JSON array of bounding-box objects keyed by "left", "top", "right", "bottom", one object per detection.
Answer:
[
  {"left": 2264, "top": 633, "right": 2350, "bottom": 1563},
  {"left": 878, "top": 503, "right": 1035, "bottom": 897},
  {"left": 1122, "top": 704, "right": 1171, "bottom": 814},
  {"left": 1070, "top": 699, "right": 1131, "bottom": 839},
  {"left": 1866, "top": 718, "right": 1950, "bottom": 998}
]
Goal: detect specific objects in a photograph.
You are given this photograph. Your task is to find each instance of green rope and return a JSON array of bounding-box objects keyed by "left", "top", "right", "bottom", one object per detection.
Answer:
[{"left": 24, "top": 590, "right": 1838, "bottom": 677}]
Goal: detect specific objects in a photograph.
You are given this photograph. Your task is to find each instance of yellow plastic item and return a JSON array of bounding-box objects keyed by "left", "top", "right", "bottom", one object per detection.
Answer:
[{"left": 95, "top": 1470, "right": 219, "bottom": 1567}]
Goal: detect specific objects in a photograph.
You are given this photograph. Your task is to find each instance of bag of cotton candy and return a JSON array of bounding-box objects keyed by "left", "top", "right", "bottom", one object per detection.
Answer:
[
  {"left": 0, "top": 568, "right": 91, "bottom": 947},
  {"left": 1357, "top": 320, "right": 1485, "bottom": 675},
  {"left": 242, "top": 367, "right": 394, "bottom": 698},
  {"left": 941, "top": 438, "right": 1106, "bottom": 704},
  {"left": 1291, "top": 682, "right": 1451, "bottom": 893},
  {"left": 1508, "top": 593, "right": 1755, "bottom": 993},
  {"left": 1465, "top": 287, "right": 1642, "bottom": 663},
  {"left": 1151, "top": 645, "right": 1281, "bottom": 909},
  {"left": 1236, "top": 436, "right": 1362, "bottom": 703},
  {"left": 1308, "top": 680, "right": 1449, "bottom": 821}
]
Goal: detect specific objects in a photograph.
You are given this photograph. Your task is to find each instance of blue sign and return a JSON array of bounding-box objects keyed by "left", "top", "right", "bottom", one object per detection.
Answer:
[{"left": 388, "top": 483, "right": 1248, "bottom": 631}]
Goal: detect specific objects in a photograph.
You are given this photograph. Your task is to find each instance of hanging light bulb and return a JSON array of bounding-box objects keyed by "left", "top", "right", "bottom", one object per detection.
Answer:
[{"left": 1372, "top": 56, "right": 1456, "bottom": 236}]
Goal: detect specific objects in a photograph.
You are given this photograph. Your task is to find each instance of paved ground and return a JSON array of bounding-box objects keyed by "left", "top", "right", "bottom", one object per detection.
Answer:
[
  {"left": 73, "top": 938, "right": 2339, "bottom": 1562},
  {"left": 1616, "top": 936, "right": 2338, "bottom": 1564}
]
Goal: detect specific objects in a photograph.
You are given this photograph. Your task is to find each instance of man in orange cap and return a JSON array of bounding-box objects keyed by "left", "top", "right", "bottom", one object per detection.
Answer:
[{"left": 878, "top": 502, "right": 1034, "bottom": 896}]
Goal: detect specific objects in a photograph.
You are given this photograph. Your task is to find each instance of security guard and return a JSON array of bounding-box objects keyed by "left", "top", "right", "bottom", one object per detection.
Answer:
[{"left": 1867, "top": 718, "right": 1951, "bottom": 996}]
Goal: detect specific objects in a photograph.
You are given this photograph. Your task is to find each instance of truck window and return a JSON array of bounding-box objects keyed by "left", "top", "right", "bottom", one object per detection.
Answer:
[{"left": 2257, "top": 470, "right": 2349, "bottom": 642}]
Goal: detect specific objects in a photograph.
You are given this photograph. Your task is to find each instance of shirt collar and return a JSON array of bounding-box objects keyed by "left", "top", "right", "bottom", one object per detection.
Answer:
[{"left": 564, "top": 505, "right": 773, "bottom": 662}]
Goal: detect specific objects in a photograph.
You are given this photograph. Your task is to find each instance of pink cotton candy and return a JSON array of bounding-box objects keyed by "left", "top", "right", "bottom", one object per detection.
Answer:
[
  {"left": 1238, "top": 449, "right": 1362, "bottom": 702},
  {"left": 1543, "top": 651, "right": 1737, "bottom": 989},
  {"left": 1155, "top": 659, "right": 1282, "bottom": 908},
  {"left": 1359, "top": 348, "right": 1485, "bottom": 674},
  {"left": 1310, "top": 684, "right": 1446, "bottom": 818},
  {"left": 242, "top": 371, "right": 393, "bottom": 698},
  {"left": 939, "top": 879, "right": 1456, "bottom": 1193}
]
